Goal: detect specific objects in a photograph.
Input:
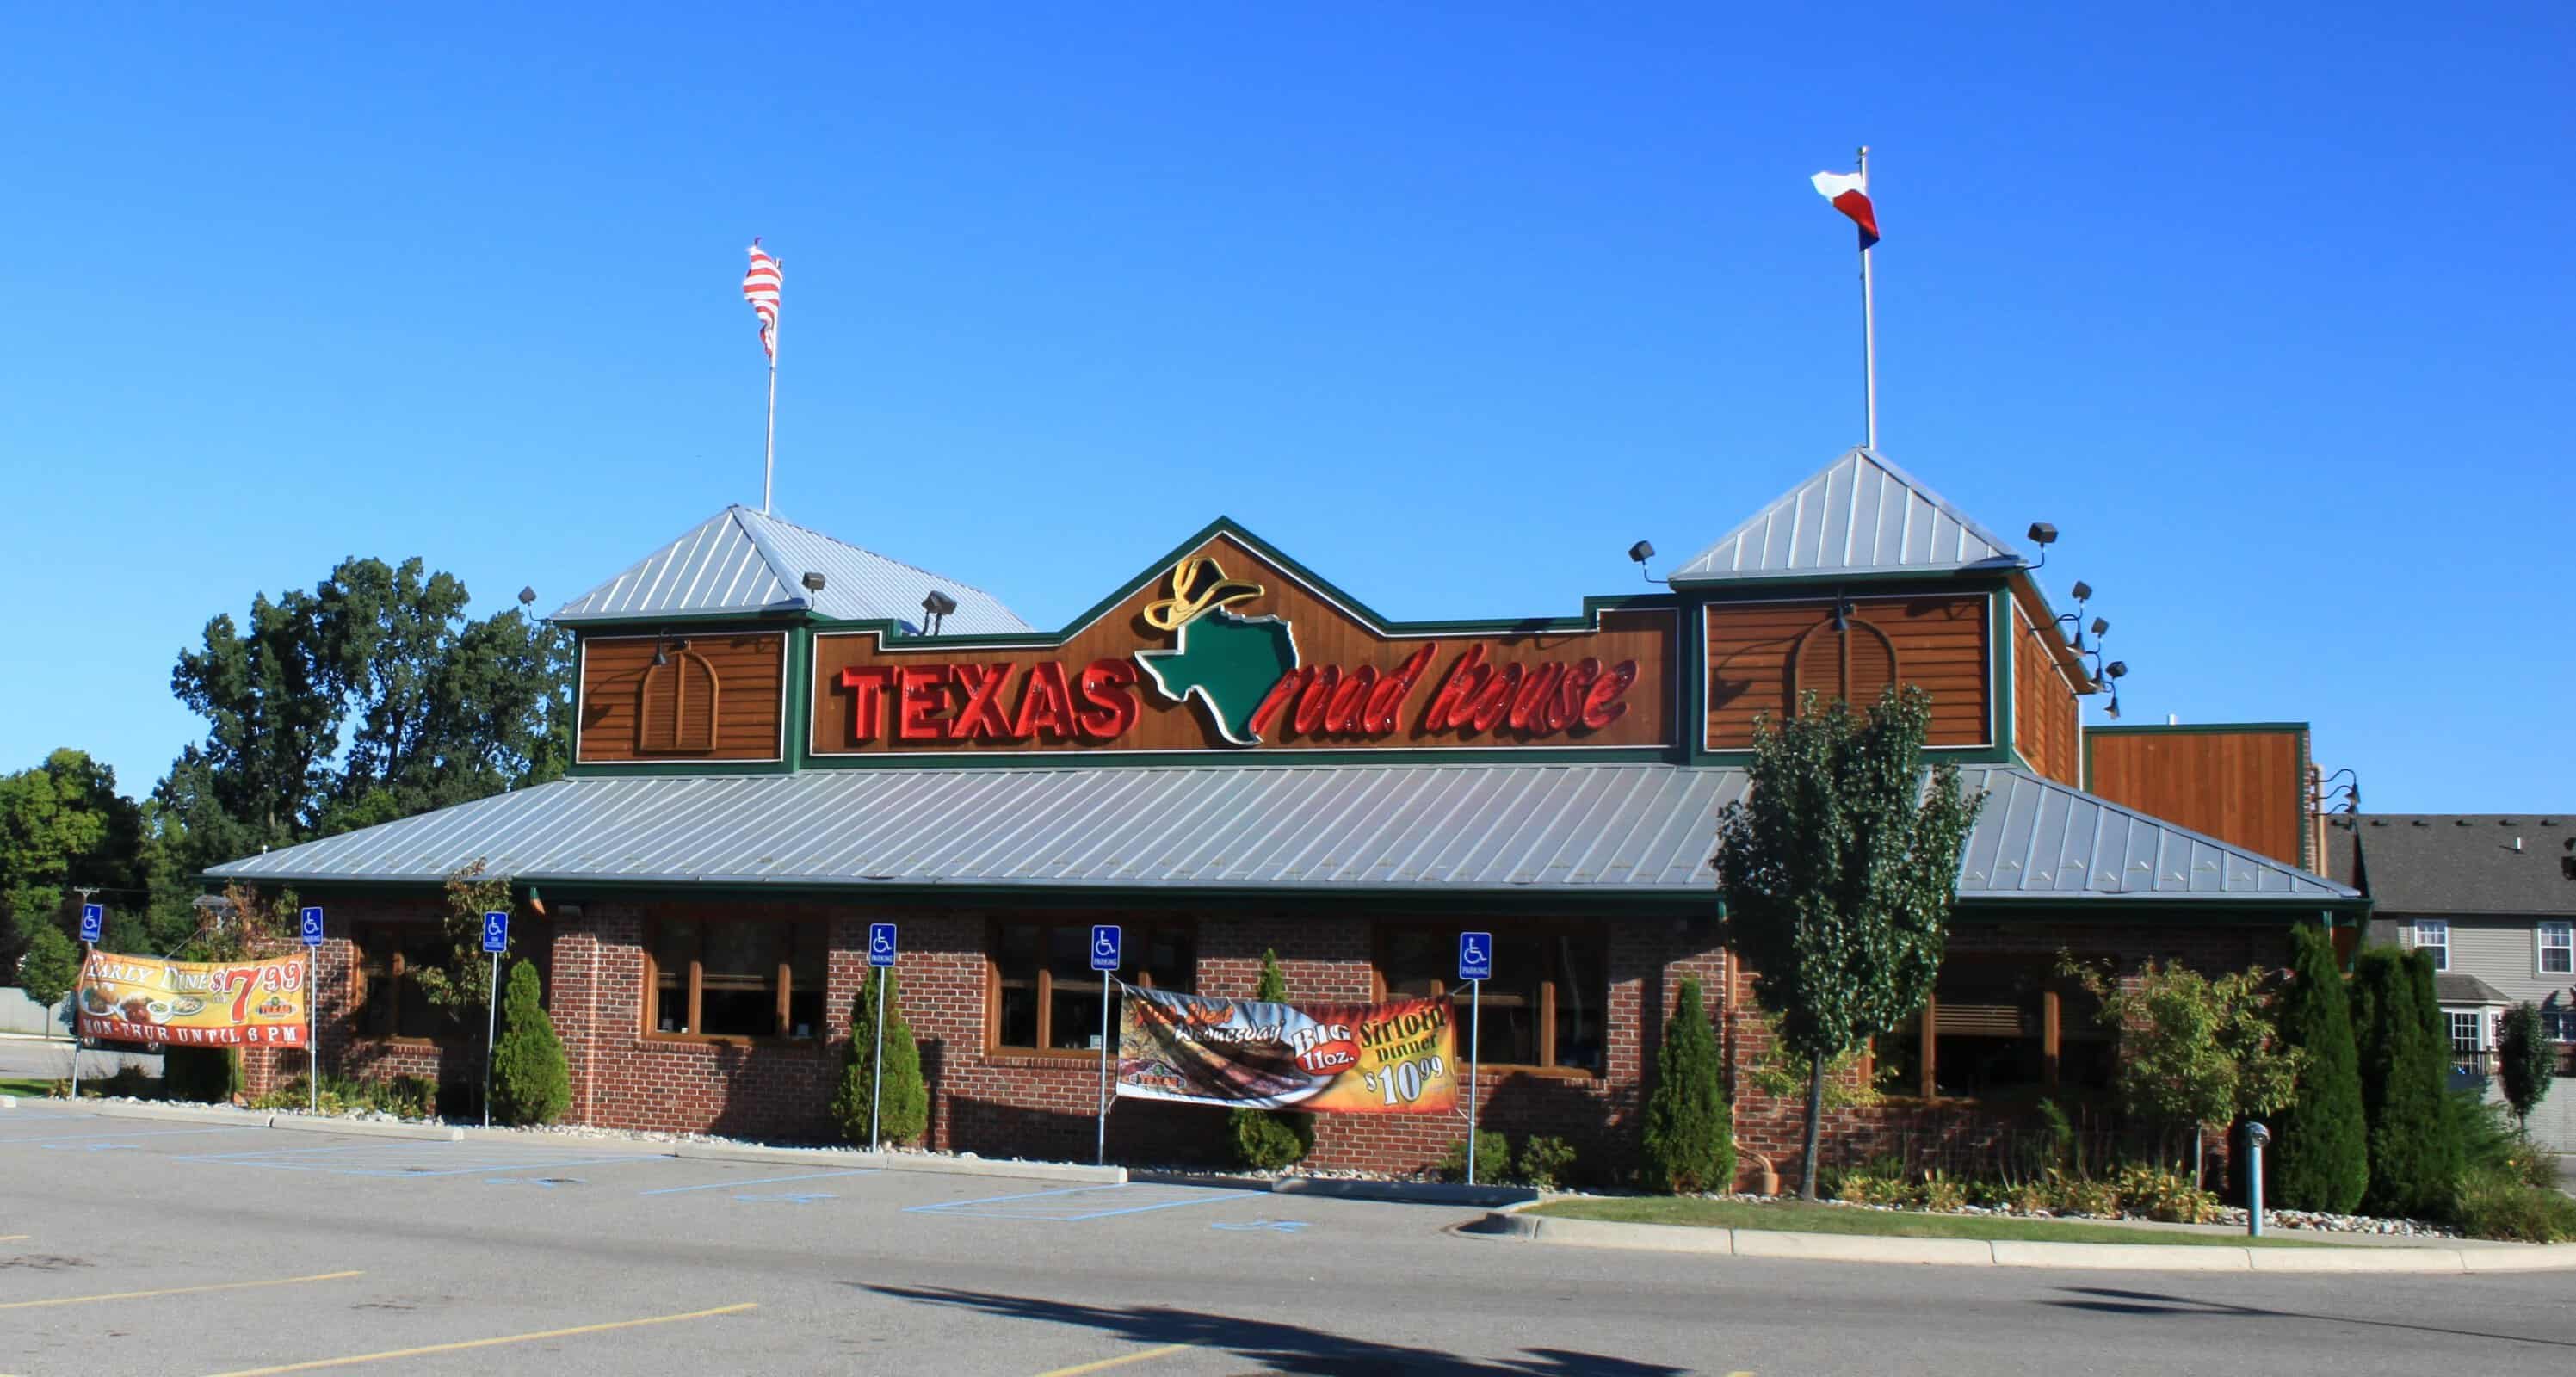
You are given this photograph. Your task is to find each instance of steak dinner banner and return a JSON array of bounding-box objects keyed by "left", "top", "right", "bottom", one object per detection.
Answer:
[
  {"left": 74, "top": 950, "right": 311, "bottom": 1047},
  {"left": 1115, "top": 985, "right": 1460, "bottom": 1114}
]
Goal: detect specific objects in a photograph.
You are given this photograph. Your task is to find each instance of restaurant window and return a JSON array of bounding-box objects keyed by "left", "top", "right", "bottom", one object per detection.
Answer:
[
  {"left": 2539, "top": 922, "right": 2573, "bottom": 975},
  {"left": 646, "top": 917, "right": 825, "bottom": 1040},
  {"left": 352, "top": 923, "right": 448, "bottom": 1041},
  {"left": 2408, "top": 920, "right": 2449, "bottom": 972},
  {"left": 991, "top": 920, "right": 1194, "bottom": 1054},
  {"left": 1871, "top": 957, "right": 2110, "bottom": 1102},
  {"left": 1374, "top": 923, "right": 1605, "bottom": 1074}
]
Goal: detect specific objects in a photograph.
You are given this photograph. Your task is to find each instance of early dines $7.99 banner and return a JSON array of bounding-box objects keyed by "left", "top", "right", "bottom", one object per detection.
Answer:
[
  {"left": 75, "top": 950, "right": 311, "bottom": 1048},
  {"left": 1115, "top": 985, "right": 1457, "bottom": 1113}
]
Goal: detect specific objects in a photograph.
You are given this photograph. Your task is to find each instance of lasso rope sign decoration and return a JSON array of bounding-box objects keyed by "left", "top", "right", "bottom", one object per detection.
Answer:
[{"left": 1140, "top": 556, "right": 1266, "bottom": 631}]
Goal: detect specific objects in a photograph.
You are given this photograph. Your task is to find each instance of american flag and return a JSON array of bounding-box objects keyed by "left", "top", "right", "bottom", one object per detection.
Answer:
[{"left": 742, "top": 241, "right": 781, "bottom": 359}]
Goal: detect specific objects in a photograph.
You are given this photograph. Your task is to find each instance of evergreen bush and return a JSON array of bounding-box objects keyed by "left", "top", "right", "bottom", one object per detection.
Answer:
[
  {"left": 2497, "top": 1002, "right": 2555, "bottom": 1129},
  {"left": 2270, "top": 922, "right": 2369, "bottom": 1213},
  {"left": 489, "top": 960, "right": 570, "bottom": 1126},
  {"left": 1226, "top": 950, "right": 1313, "bottom": 1170},
  {"left": 1640, "top": 975, "right": 1734, "bottom": 1193},
  {"left": 1438, "top": 1129, "right": 1510, "bottom": 1183},
  {"left": 834, "top": 967, "right": 929, "bottom": 1145},
  {"left": 2352, "top": 948, "right": 2461, "bottom": 1218}
]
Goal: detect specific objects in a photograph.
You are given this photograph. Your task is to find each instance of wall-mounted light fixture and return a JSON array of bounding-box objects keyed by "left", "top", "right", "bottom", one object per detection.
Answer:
[
  {"left": 651, "top": 631, "right": 691, "bottom": 667},
  {"left": 801, "top": 571, "right": 827, "bottom": 593},
  {"left": 2026, "top": 522, "right": 2059, "bottom": 569},
  {"left": 1628, "top": 540, "right": 1665, "bottom": 585},
  {"left": 922, "top": 590, "right": 959, "bottom": 636}
]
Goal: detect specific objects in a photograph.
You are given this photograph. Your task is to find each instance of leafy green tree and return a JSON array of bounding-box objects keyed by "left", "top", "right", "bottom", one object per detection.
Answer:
[
  {"left": 2270, "top": 923, "right": 2369, "bottom": 1213},
  {"left": 408, "top": 864, "right": 514, "bottom": 1035},
  {"left": 0, "top": 749, "right": 146, "bottom": 978},
  {"left": 2496, "top": 1003, "right": 2555, "bottom": 1131},
  {"left": 490, "top": 960, "right": 571, "bottom": 1126},
  {"left": 2352, "top": 948, "right": 2462, "bottom": 1218},
  {"left": 1227, "top": 949, "right": 1315, "bottom": 1169},
  {"left": 1640, "top": 975, "right": 1733, "bottom": 1193},
  {"left": 1714, "top": 687, "right": 1984, "bottom": 1200},
  {"left": 2062, "top": 954, "right": 2304, "bottom": 1187},
  {"left": 14, "top": 922, "right": 81, "bottom": 1005},
  {"left": 835, "top": 968, "right": 929, "bottom": 1145}
]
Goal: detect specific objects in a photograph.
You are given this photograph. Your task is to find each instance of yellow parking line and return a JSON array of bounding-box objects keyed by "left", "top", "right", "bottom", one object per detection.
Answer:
[
  {"left": 0, "top": 1234, "right": 28, "bottom": 1242},
  {"left": 196, "top": 1301, "right": 758, "bottom": 1375},
  {"left": 0, "top": 1270, "right": 362, "bottom": 1312},
  {"left": 1035, "top": 1343, "right": 1195, "bottom": 1377}
]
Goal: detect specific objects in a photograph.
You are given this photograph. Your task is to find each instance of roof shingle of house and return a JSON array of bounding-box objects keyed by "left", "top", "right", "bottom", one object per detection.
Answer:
[{"left": 2325, "top": 814, "right": 2576, "bottom": 915}]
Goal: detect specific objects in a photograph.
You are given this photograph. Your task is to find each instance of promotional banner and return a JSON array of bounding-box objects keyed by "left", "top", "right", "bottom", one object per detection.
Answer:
[
  {"left": 75, "top": 950, "right": 310, "bottom": 1048},
  {"left": 1115, "top": 985, "right": 1459, "bottom": 1114}
]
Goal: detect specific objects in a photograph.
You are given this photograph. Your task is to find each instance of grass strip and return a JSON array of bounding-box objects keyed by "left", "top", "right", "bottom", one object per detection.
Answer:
[{"left": 1529, "top": 1196, "right": 2330, "bottom": 1247}]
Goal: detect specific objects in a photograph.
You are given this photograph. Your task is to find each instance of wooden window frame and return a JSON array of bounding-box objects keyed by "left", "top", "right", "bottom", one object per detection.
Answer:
[
  {"left": 985, "top": 918, "right": 1195, "bottom": 1059},
  {"left": 1869, "top": 955, "right": 2106, "bottom": 1105},
  {"left": 1368, "top": 921, "right": 1607, "bottom": 1078},
  {"left": 642, "top": 916, "right": 825, "bottom": 1046},
  {"left": 350, "top": 923, "right": 452, "bottom": 1046}
]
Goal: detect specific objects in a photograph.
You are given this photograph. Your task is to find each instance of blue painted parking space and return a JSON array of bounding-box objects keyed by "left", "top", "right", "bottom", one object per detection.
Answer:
[
  {"left": 171, "top": 1140, "right": 666, "bottom": 1178},
  {"left": 905, "top": 1182, "right": 1257, "bottom": 1222},
  {"left": 637, "top": 1168, "right": 880, "bottom": 1197}
]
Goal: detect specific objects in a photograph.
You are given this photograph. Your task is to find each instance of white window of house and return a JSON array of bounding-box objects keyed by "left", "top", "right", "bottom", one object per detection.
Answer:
[
  {"left": 2447, "top": 1009, "right": 2486, "bottom": 1058},
  {"left": 2545, "top": 1009, "right": 2576, "bottom": 1043},
  {"left": 2540, "top": 921, "right": 2573, "bottom": 976},
  {"left": 2410, "top": 920, "right": 2449, "bottom": 972}
]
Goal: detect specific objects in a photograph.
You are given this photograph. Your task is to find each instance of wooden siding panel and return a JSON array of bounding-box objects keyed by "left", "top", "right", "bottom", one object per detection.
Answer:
[
  {"left": 2085, "top": 728, "right": 2306, "bottom": 868},
  {"left": 2011, "top": 605, "right": 2083, "bottom": 787},
  {"left": 1704, "top": 594, "right": 1988, "bottom": 750},
  {"left": 578, "top": 632, "right": 787, "bottom": 763}
]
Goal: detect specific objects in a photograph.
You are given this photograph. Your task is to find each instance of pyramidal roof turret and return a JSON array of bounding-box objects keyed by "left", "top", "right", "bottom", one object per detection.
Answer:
[
  {"left": 1669, "top": 447, "right": 2027, "bottom": 584},
  {"left": 551, "top": 504, "right": 1031, "bottom": 633}
]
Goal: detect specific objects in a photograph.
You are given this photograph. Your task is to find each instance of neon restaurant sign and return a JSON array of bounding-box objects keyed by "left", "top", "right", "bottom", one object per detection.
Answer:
[{"left": 810, "top": 529, "right": 1675, "bottom": 757}]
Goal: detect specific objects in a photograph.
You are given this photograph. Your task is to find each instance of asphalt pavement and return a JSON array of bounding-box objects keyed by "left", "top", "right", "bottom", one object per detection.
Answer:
[{"left": 3, "top": 1103, "right": 2573, "bottom": 1376}]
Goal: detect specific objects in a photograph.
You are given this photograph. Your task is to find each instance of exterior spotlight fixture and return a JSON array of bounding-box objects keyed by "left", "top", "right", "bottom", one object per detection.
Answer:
[
  {"left": 650, "top": 631, "right": 691, "bottom": 667},
  {"left": 2104, "top": 661, "right": 2127, "bottom": 679},
  {"left": 1829, "top": 594, "right": 1854, "bottom": 633},
  {"left": 922, "top": 590, "right": 959, "bottom": 636},
  {"left": 801, "top": 571, "right": 827, "bottom": 593},
  {"left": 2071, "top": 580, "right": 2093, "bottom": 604},
  {"left": 2091, "top": 616, "right": 2109, "bottom": 639},
  {"left": 2027, "top": 522, "right": 2058, "bottom": 568},
  {"left": 1628, "top": 540, "right": 1666, "bottom": 585},
  {"left": 517, "top": 586, "right": 536, "bottom": 607},
  {"left": 2103, "top": 694, "right": 2122, "bottom": 720}
]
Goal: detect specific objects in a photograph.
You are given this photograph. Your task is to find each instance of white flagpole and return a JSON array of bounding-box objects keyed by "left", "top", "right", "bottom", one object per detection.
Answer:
[
  {"left": 763, "top": 261, "right": 780, "bottom": 514},
  {"left": 1858, "top": 145, "right": 1877, "bottom": 452}
]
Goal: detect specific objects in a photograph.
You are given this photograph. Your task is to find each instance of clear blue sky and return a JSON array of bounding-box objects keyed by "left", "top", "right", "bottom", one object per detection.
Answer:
[{"left": 3, "top": 4, "right": 2567, "bottom": 813}]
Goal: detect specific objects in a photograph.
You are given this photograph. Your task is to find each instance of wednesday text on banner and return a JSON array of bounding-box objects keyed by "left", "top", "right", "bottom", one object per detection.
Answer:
[
  {"left": 1115, "top": 985, "right": 1459, "bottom": 1114},
  {"left": 74, "top": 950, "right": 311, "bottom": 1048}
]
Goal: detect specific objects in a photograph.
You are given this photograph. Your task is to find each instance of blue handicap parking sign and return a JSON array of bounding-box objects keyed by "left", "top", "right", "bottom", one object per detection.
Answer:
[
  {"left": 1090, "top": 924, "right": 1121, "bottom": 971},
  {"left": 1458, "top": 931, "right": 1493, "bottom": 983},
  {"left": 481, "top": 911, "right": 510, "bottom": 954},
  {"left": 78, "top": 904, "right": 104, "bottom": 943},
  {"left": 300, "top": 906, "right": 325, "bottom": 947},
  {"left": 868, "top": 922, "right": 899, "bottom": 967}
]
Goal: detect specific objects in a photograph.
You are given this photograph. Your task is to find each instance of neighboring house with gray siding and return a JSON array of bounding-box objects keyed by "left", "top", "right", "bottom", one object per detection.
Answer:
[{"left": 2326, "top": 814, "right": 2576, "bottom": 1151}]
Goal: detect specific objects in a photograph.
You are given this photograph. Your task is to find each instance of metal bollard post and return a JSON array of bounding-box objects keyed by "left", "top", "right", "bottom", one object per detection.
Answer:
[{"left": 2244, "top": 1121, "right": 2270, "bottom": 1238}]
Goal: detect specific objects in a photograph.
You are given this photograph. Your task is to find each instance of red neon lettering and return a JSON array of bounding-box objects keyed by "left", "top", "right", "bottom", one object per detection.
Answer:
[
  {"left": 1076, "top": 659, "right": 1140, "bottom": 739},
  {"left": 895, "top": 666, "right": 953, "bottom": 741},
  {"left": 1464, "top": 662, "right": 1522, "bottom": 732},
  {"left": 1323, "top": 664, "right": 1378, "bottom": 734},
  {"left": 1505, "top": 662, "right": 1564, "bottom": 732},
  {"left": 1248, "top": 668, "right": 1308, "bottom": 741},
  {"left": 1291, "top": 665, "right": 1341, "bottom": 736},
  {"left": 1013, "top": 662, "right": 1078, "bottom": 740},
  {"left": 837, "top": 666, "right": 894, "bottom": 740},
  {"left": 1581, "top": 659, "right": 1638, "bottom": 729},
  {"left": 949, "top": 663, "right": 1017, "bottom": 740},
  {"left": 1423, "top": 643, "right": 1491, "bottom": 732},
  {"left": 1366, "top": 645, "right": 1436, "bottom": 733}
]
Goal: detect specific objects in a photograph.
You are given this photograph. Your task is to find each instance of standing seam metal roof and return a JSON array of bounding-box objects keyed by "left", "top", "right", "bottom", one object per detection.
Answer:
[
  {"left": 1668, "top": 448, "right": 2028, "bottom": 583},
  {"left": 550, "top": 505, "right": 1029, "bottom": 633},
  {"left": 207, "top": 763, "right": 2354, "bottom": 902}
]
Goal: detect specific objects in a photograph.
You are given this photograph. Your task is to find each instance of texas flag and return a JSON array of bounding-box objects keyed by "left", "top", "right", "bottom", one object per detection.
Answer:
[{"left": 1811, "top": 170, "right": 1879, "bottom": 250}]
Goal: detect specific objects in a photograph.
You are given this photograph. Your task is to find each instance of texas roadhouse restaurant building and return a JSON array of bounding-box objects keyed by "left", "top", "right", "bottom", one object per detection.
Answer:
[{"left": 210, "top": 448, "right": 2363, "bottom": 1182}]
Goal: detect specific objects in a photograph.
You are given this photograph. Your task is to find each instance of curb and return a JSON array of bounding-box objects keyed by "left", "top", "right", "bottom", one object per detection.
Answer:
[
  {"left": 671, "top": 1140, "right": 1125, "bottom": 1185},
  {"left": 1459, "top": 1212, "right": 2576, "bottom": 1274},
  {"left": 1131, "top": 1170, "right": 1535, "bottom": 1208},
  {"left": 71, "top": 1101, "right": 465, "bottom": 1140}
]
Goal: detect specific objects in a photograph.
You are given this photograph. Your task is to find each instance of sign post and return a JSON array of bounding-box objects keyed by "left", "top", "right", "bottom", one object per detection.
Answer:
[
  {"left": 300, "top": 906, "right": 325, "bottom": 1115},
  {"left": 1457, "top": 932, "right": 1492, "bottom": 1186},
  {"left": 479, "top": 911, "right": 510, "bottom": 1128},
  {"left": 71, "top": 900, "right": 103, "bottom": 1100},
  {"left": 1090, "top": 924, "right": 1121, "bottom": 1166},
  {"left": 867, "top": 923, "right": 898, "bottom": 1152}
]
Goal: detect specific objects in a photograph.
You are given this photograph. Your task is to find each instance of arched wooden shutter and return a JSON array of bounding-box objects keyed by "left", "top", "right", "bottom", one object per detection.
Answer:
[
  {"left": 638, "top": 651, "right": 720, "bottom": 753},
  {"left": 1788, "top": 613, "right": 1902, "bottom": 713}
]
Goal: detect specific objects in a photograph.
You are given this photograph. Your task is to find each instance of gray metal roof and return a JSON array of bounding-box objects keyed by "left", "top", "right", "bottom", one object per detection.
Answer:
[
  {"left": 1669, "top": 448, "right": 2028, "bottom": 584},
  {"left": 2326, "top": 814, "right": 2575, "bottom": 916},
  {"left": 208, "top": 762, "right": 2351, "bottom": 905},
  {"left": 1951, "top": 766, "right": 2355, "bottom": 900},
  {"left": 551, "top": 505, "right": 1029, "bottom": 633}
]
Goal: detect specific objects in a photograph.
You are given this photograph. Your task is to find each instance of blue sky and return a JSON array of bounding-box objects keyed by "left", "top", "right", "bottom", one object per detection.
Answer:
[{"left": 2, "top": 4, "right": 2567, "bottom": 812}]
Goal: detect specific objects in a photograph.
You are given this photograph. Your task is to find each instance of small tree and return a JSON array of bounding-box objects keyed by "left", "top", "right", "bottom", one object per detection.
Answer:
[
  {"left": 1715, "top": 687, "right": 1984, "bottom": 1200},
  {"left": 2497, "top": 1003, "right": 2554, "bottom": 1130},
  {"left": 409, "top": 863, "right": 515, "bottom": 1117},
  {"left": 1226, "top": 949, "right": 1314, "bottom": 1170},
  {"left": 15, "top": 921, "right": 80, "bottom": 1006},
  {"left": 2062, "top": 954, "right": 2302, "bottom": 1187},
  {"left": 834, "top": 967, "right": 928, "bottom": 1146},
  {"left": 2270, "top": 922, "right": 2369, "bottom": 1213},
  {"left": 1640, "top": 975, "right": 1733, "bottom": 1193},
  {"left": 2351, "top": 948, "right": 2461, "bottom": 1218},
  {"left": 489, "top": 960, "right": 569, "bottom": 1126}
]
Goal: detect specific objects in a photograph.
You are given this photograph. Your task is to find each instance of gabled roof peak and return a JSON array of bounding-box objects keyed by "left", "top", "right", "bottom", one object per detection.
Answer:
[
  {"left": 1669, "top": 447, "right": 2028, "bottom": 584},
  {"left": 552, "top": 504, "right": 1029, "bottom": 633}
]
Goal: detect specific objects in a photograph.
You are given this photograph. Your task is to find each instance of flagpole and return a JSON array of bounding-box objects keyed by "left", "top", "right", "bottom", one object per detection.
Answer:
[
  {"left": 763, "top": 262, "right": 779, "bottom": 514},
  {"left": 1858, "top": 145, "right": 1877, "bottom": 451}
]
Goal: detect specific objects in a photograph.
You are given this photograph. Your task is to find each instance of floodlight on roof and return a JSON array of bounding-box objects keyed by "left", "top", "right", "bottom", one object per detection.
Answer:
[
  {"left": 2071, "top": 580, "right": 2093, "bottom": 603},
  {"left": 801, "top": 571, "right": 827, "bottom": 592}
]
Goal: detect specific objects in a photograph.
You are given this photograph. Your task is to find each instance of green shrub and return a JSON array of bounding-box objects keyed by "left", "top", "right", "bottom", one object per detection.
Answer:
[
  {"left": 1917, "top": 1170, "right": 1965, "bottom": 1213},
  {"left": 2497, "top": 1003, "right": 2555, "bottom": 1129},
  {"left": 2271, "top": 922, "right": 2369, "bottom": 1213},
  {"left": 1225, "top": 950, "right": 1313, "bottom": 1170},
  {"left": 1640, "top": 976, "right": 1733, "bottom": 1193},
  {"left": 2115, "top": 1162, "right": 2221, "bottom": 1224},
  {"left": 2051, "top": 1170, "right": 2122, "bottom": 1219},
  {"left": 833, "top": 967, "right": 929, "bottom": 1146},
  {"left": 249, "top": 1072, "right": 439, "bottom": 1118},
  {"left": 1438, "top": 1130, "right": 1510, "bottom": 1183},
  {"left": 2451, "top": 1166, "right": 2576, "bottom": 1243},
  {"left": 161, "top": 1047, "right": 238, "bottom": 1103},
  {"left": 490, "top": 960, "right": 570, "bottom": 1127},
  {"left": 2352, "top": 948, "right": 2461, "bottom": 1218},
  {"left": 15, "top": 923, "right": 82, "bottom": 1005},
  {"left": 1517, "top": 1135, "right": 1578, "bottom": 1191}
]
